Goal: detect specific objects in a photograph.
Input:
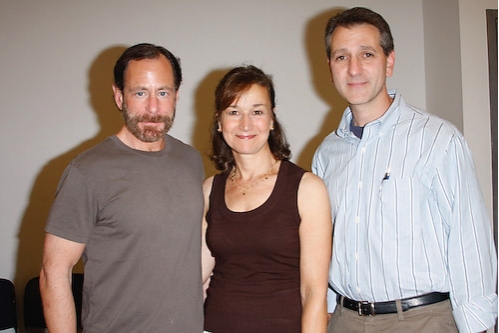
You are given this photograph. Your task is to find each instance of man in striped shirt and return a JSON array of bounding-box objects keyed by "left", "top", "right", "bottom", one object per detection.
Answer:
[{"left": 312, "top": 7, "right": 497, "bottom": 333}]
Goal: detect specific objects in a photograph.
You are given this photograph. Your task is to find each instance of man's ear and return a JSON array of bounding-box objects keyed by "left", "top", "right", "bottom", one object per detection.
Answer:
[
  {"left": 327, "top": 58, "right": 334, "bottom": 83},
  {"left": 386, "top": 50, "right": 395, "bottom": 78},
  {"left": 112, "top": 84, "right": 124, "bottom": 110}
]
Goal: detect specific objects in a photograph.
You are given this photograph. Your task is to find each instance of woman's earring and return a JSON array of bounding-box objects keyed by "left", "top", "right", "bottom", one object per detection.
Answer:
[{"left": 217, "top": 126, "right": 222, "bottom": 133}]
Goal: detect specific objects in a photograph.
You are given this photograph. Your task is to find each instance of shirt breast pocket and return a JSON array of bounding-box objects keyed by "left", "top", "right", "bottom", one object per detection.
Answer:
[{"left": 378, "top": 176, "right": 426, "bottom": 243}]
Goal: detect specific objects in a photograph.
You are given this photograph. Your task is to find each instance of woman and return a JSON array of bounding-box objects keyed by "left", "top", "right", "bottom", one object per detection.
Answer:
[{"left": 202, "top": 65, "right": 331, "bottom": 333}]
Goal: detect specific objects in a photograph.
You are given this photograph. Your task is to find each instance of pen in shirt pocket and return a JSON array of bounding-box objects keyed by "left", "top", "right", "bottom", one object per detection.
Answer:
[{"left": 382, "top": 168, "right": 390, "bottom": 181}]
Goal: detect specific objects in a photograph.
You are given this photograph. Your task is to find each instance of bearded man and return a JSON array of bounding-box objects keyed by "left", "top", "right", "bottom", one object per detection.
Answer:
[{"left": 40, "top": 43, "right": 205, "bottom": 333}]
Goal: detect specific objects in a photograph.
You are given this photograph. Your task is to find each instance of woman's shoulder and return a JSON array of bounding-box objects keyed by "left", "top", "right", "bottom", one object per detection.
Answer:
[
  {"left": 203, "top": 175, "right": 215, "bottom": 188},
  {"left": 297, "top": 169, "right": 327, "bottom": 195}
]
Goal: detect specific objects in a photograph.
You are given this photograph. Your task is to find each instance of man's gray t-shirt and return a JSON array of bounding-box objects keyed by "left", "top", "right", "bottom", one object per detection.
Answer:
[{"left": 46, "top": 135, "right": 204, "bottom": 332}]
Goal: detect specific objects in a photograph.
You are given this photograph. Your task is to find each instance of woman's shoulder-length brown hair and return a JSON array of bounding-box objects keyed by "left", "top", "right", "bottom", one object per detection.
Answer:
[{"left": 209, "top": 65, "right": 291, "bottom": 173}]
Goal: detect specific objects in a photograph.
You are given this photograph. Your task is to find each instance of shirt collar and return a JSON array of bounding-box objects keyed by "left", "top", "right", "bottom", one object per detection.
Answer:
[{"left": 337, "top": 89, "right": 401, "bottom": 139}]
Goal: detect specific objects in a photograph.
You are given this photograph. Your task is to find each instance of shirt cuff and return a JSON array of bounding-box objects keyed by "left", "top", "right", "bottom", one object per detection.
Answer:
[{"left": 452, "top": 292, "right": 498, "bottom": 333}]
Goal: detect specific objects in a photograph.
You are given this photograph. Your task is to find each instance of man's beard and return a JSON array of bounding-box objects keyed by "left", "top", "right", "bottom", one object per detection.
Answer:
[{"left": 122, "top": 104, "right": 175, "bottom": 143}]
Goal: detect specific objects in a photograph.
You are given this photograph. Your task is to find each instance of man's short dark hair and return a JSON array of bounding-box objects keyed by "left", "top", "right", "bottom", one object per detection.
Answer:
[
  {"left": 325, "top": 7, "right": 394, "bottom": 59},
  {"left": 113, "top": 43, "right": 182, "bottom": 91}
]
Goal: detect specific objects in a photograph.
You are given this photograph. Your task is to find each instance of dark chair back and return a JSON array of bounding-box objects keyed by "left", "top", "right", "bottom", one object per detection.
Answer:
[
  {"left": 23, "top": 277, "right": 45, "bottom": 329},
  {"left": 24, "top": 274, "right": 84, "bottom": 331},
  {"left": 72, "top": 273, "right": 84, "bottom": 328},
  {"left": 0, "top": 278, "right": 17, "bottom": 331}
]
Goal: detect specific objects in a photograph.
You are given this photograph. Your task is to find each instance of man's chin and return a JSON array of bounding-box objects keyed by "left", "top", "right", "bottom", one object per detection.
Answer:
[
  {"left": 125, "top": 121, "right": 172, "bottom": 143},
  {"left": 138, "top": 131, "right": 165, "bottom": 143}
]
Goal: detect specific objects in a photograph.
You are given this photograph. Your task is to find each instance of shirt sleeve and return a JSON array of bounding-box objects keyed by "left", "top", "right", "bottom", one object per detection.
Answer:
[
  {"left": 433, "top": 133, "right": 497, "bottom": 332},
  {"left": 311, "top": 147, "right": 324, "bottom": 178},
  {"left": 313, "top": 145, "right": 338, "bottom": 313},
  {"left": 45, "top": 163, "right": 97, "bottom": 244},
  {"left": 327, "top": 287, "right": 337, "bottom": 313}
]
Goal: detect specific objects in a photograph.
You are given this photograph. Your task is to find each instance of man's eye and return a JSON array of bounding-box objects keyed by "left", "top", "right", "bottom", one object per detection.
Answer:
[
  {"left": 136, "top": 92, "right": 145, "bottom": 97},
  {"left": 159, "top": 91, "right": 169, "bottom": 97}
]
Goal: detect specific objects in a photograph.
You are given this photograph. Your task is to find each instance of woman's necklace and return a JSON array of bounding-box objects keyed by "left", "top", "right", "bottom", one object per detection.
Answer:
[{"left": 230, "top": 159, "right": 279, "bottom": 195}]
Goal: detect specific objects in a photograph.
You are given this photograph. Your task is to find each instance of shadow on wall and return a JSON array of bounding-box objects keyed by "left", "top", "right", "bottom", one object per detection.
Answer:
[
  {"left": 191, "top": 68, "right": 232, "bottom": 179},
  {"left": 191, "top": 7, "right": 350, "bottom": 175},
  {"left": 296, "top": 7, "right": 348, "bottom": 170},
  {"left": 13, "top": 45, "right": 126, "bottom": 330}
]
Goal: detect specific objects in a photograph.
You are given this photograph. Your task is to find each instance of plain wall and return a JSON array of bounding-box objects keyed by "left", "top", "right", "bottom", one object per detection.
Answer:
[
  {"left": 423, "top": 0, "right": 464, "bottom": 131},
  {"left": 0, "top": 0, "right": 495, "bottom": 331},
  {"left": 458, "top": 0, "right": 496, "bottom": 232}
]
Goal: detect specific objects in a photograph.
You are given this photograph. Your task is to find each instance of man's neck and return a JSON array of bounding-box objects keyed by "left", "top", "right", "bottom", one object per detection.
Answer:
[{"left": 350, "top": 92, "right": 393, "bottom": 127}]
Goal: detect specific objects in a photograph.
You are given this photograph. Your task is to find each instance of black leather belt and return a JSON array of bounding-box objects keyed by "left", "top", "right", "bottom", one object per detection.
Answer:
[{"left": 337, "top": 292, "right": 450, "bottom": 316}]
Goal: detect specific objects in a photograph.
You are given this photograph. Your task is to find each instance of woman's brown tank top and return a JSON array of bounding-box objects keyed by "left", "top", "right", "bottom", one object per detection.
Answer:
[{"left": 204, "top": 160, "right": 306, "bottom": 333}]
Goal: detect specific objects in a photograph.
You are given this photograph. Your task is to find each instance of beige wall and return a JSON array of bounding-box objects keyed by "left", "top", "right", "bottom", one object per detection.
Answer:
[
  {"left": 423, "top": 0, "right": 496, "bottom": 223},
  {"left": 423, "top": 0, "right": 463, "bottom": 131},
  {"left": 459, "top": 0, "right": 497, "bottom": 223}
]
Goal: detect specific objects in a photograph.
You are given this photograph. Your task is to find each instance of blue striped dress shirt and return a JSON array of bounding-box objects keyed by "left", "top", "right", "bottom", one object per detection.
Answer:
[{"left": 312, "top": 90, "right": 497, "bottom": 332}]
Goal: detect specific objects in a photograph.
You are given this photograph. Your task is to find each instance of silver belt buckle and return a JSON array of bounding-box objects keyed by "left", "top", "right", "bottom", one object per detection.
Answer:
[{"left": 358, "top": 301, "right": 375, "bottom": 316}]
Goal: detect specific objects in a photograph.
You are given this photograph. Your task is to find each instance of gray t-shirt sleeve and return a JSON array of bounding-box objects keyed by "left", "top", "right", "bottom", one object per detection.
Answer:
[{"left": 45, "top": 163, "right": 96, "bottom": 244}]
